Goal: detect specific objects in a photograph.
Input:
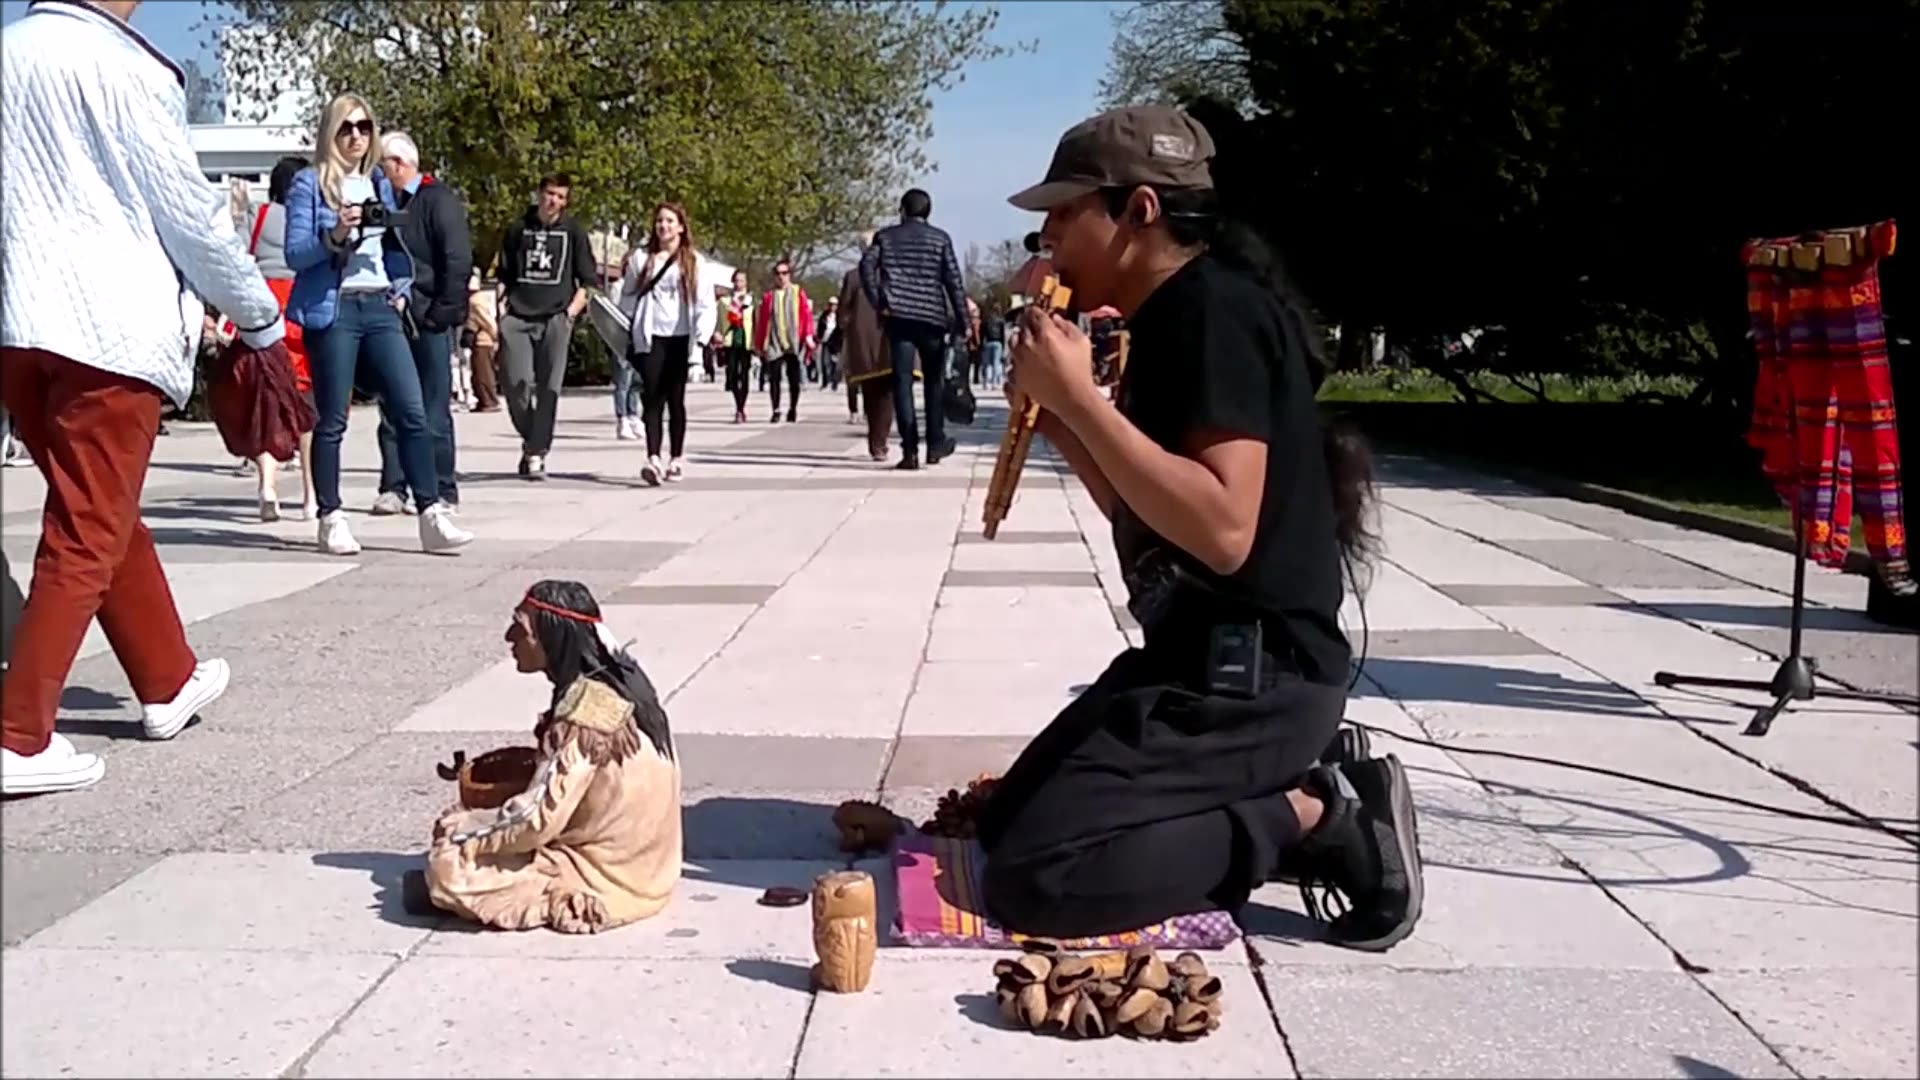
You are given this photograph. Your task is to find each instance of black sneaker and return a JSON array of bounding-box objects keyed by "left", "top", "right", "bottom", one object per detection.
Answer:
[
  {"left": 927, "top": 436, "right": 958, "bottom": 465},
  {"left": 895, "top": 454, "right": 920, "bottom": 471},
  {"left": 1269, "top": 726, "right": 1372, "bottom": 885},
  {"left": 786, "top": 408, "right": 798, "bottom": 423},
  {"left": 1296, "top": 754, "right": 1423, "bottom": 952}
]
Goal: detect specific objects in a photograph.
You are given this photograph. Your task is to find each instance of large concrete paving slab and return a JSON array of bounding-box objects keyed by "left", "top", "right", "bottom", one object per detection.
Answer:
[
  {"left": 298, "top": 955, "right": 813, "bottom": 1078},
  {"left": 1268, "top": 966, "right": 1793, "bottom": 1078},
  {"left": 0, "top": 948, "right": 395, "bottom": 1079},
  {"left": 1699, "top": 967, "right": 1919, "bottom": 1078}
]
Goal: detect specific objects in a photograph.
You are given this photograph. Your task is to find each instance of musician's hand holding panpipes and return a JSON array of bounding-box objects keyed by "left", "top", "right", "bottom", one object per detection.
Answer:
[{"left": 1007, "top": 307, "right": 1097, "bottom": 420}]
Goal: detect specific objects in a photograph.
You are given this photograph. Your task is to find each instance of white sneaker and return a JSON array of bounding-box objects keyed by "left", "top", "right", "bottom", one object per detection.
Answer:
[
  {"left": 665, "top": 457, "right": 685, "bottom": 483},
  {"left": 1, "top": 733, "right": 105, "bottom": 795},
  {"left": 370, "top": 491, "right": 411, "bottom": 516},
  {"left": 259, "top": 496, "right": 281, "bottom": 523},
  {"left": 318, "top": 511, "right": 361, "bottom": 556},
  {"left": 143, "top": 657, "right": 229, "bottom": 740},
  {"left": 640, "top": 455, "right": 663, "bottom": 487},
  {"left": 616, "top": 417, "right": 638, "bottom": 441},
  {"left": 419, "top": 503, "right": 473, "bottom": 554}
]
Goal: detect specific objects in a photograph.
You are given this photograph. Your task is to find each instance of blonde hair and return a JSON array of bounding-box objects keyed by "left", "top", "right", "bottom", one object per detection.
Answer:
[{"left": 314, "top": 93, "right": 378, "bottom": 211}]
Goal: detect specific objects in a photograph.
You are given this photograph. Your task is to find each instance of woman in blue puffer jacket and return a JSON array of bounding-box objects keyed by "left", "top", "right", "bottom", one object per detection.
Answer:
[{"left": 284, "top": 92, "right": 472, "bottom": 557}]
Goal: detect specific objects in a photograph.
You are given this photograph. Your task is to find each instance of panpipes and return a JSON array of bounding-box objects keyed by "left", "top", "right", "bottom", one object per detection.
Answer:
[{"left": 983, "top": 276, "right": 1073, "bottom": 540}]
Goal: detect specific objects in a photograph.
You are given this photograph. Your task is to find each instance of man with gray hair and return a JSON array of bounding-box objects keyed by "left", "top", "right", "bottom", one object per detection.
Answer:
[{"left": 371, "top": 130, "right": 473, "bottom": 513}]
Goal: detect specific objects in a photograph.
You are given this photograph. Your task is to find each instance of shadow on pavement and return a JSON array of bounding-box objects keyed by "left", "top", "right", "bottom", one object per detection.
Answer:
[
  {"left": 1619, "top": 599, "right": 1918, "bottom": 637},
  {"left": 309, "top": 850, "right": 442, "bottom": 929},
  {"left": 1357, "top": 657, "right": 1655, "bottom": 718},
  {"left": 726, "top": 958, "right": 814, "bottom": 994}
]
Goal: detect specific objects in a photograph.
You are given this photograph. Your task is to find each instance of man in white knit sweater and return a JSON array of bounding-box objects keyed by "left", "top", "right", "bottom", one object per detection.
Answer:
[{"left": 1, "top": 0, "right": 285, "bottom": 794}]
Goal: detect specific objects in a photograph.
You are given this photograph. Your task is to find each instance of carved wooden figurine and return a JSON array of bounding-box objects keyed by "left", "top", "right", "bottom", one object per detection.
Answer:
[{"left": 811, "top": 870, "right": 877, "bottom": 993}]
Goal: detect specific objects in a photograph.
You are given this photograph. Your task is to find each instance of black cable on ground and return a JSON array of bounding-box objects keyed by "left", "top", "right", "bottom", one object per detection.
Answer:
[
  {"left": 1342, "top": 572, "right": 1917, "bottom": 842},
  {"left": 1346, "top": 719, "right": 1918, "bottom": 840}
]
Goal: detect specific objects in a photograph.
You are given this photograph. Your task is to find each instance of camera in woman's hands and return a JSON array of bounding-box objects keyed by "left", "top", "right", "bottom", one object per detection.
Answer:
[{"left": 358, "top": 198, "right": 389, "bottom": 228}]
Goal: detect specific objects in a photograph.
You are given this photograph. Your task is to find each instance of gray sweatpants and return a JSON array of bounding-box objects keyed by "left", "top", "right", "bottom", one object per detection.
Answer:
[{"left": 498, "top": 312, "right": 573, "bottom": 456}]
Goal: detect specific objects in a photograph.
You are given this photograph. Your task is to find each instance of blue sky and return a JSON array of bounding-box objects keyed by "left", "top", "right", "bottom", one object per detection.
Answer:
[{"left": 0, "top": 0, "right": 1119, "bottom": 256}]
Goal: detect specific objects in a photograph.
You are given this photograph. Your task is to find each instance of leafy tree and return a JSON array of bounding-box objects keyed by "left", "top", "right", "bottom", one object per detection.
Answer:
[
  {"left": 1099, "top": 0, "right": 1250, "bottom": 110},
  {"left": 1145, "top": 0, "right": 1917, "bottom": 408},
  {"left": 214, "top": 0, "right": 1009, "bottom": 272},
  {"left": 963, "top": 236, "right": 1027, "bottom": 310}
]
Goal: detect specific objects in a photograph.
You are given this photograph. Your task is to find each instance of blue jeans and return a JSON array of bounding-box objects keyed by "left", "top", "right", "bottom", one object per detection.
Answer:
[
  {"left": 377, "top": 327, "right": 458, "bottom": 505},
  {"left": 887, "top": 317, "right": 950, "bottom": 457},
  {"left": 977, "top": 341, "right": 1005, "bottom": 387},
  {"left": 307, "top": 292, "right": 437, "bottom": 516},
  {"left": 611, "top": 356, "right": 640, "bottom": 419}
]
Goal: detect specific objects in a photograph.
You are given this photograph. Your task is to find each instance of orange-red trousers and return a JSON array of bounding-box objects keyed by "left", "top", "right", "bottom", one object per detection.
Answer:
[{"left": 1, "top": 348, "right": 196, "bottom": 756}]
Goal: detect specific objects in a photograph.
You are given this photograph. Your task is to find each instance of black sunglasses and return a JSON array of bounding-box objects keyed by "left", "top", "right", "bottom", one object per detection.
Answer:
[{"left": 336, "top": 119, "right": 374, "bottom": 139}]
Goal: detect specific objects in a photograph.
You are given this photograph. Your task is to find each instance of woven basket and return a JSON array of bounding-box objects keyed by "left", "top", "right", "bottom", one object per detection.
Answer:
[{"left": 457, "top": 746, "right": 540, "bottom": 810}]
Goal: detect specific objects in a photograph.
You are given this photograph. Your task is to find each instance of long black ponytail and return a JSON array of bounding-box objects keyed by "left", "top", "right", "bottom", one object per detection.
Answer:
[{"left": 1098, "top": 186, "right": 1382, "bottom": 577}]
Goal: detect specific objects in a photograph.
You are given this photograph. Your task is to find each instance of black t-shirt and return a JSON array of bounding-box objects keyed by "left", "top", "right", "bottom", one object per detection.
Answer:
[{"left": 1111, "top": 253, "right": 1351, "bottom": 686}]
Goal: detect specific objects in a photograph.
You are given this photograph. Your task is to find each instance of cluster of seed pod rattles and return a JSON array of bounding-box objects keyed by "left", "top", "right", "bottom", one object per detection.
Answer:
[{"left": 991, "top": 941, "right": 1223, "bottom": 1040}]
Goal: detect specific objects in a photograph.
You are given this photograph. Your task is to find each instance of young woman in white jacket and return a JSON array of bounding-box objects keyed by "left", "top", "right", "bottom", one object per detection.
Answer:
[{"left": 616, "top": 202, "right": 719, "bottom": 485}]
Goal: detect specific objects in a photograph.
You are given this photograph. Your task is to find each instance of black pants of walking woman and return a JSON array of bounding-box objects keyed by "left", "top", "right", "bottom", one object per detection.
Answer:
[
  {"left": 723, "top": 346, "right": 753, "bottom": 413},
  {"left": 976, "top": 626, "right": 1345, "bottom": 937},
  {"left": 766, "top": 352, "right": 802, "bottom": 416},
  {"left": 633, "top": 334, "right": 691, "bottom": 458}
]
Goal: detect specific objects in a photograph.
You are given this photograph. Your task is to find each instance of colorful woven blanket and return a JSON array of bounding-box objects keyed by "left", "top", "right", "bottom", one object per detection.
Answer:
[{"left": 889, "top": 832, "right": 1242, "bottom": 951}]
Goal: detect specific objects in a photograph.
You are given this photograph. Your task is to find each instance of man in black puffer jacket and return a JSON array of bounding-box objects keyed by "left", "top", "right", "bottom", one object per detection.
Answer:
[
  {"left": 372, "top": 131, "right": 474, "bottom": 512},
  {"left": 860, "top": 188, "right": 968, "bottom": 469}
]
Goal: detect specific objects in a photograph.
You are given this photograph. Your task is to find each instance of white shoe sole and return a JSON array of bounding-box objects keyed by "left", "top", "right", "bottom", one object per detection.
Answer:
[
  {"left": 143, "top": 658, "right": 230, "bottom": 740},
  {"left": 422, "top": 534, "right": 473, "bottom": 555},
  {"left": 2, "top": 754, "right": 105, "bottom": 795},
  {"left": 640, "top": 464, "right": 662, "bottom": 487}
]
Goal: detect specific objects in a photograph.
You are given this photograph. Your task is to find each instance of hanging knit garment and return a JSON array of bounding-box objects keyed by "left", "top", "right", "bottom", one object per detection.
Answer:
[{"left": 1744, "top": 220, "right": 1911, "bottom": 592}]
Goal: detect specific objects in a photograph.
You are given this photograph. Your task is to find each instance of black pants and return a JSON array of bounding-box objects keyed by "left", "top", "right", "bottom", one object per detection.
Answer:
[
  {"left": 978, "top": 643, "right": 1345, "bottom": 937},
  {"left": 887, "top": 318, "right": 948, "bottom": 456},
  {"left": 723, "top": 346, "right": 753, "bottom": 412},
  {"left": 633, "top": 334, "right": 691, "bottom": 458},
  {"left": 766, "top": 352, "right": 801, "bottom": 415}
]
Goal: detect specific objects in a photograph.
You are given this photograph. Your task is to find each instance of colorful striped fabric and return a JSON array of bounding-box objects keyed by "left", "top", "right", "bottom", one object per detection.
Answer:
[
  {"left": 888, "top": 833, "right": 1242, "bottom": 951},
  {"left": 1745, "top": 221, "right": 1909, "bottom": 585}
]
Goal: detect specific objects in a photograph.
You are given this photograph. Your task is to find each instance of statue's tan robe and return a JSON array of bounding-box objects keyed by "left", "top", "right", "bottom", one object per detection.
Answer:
[{"left": 426, "top": 677, "right": 682, "bottom": 933}]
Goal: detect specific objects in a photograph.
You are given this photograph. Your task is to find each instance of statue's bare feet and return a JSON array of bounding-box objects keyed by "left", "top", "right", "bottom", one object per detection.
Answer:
[{"left": 547, "top": 889, "right": 609, "bottom": 934}]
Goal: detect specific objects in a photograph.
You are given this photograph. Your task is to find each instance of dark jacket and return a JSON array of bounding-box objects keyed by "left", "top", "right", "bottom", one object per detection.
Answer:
[
  {"left": 396, "top": 177, "right": 473, "bottom": 334},
  {"left": 499, "top": 208, "right": 596, "bottom": 319},
  {"left": 860, "top": 218, "right": 967, "bottom": 333}
]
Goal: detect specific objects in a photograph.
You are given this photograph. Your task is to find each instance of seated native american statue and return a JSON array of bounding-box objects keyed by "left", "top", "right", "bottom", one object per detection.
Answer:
[{"left": 418, "top": 579, "right": 682, "bottom": 934}]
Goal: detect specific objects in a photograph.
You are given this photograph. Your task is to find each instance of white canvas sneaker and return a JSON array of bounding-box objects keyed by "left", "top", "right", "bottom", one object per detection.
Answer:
[
  {"left": 419, "top": 503, "right": 474, "bottom": 554},
  {"left": 640, "top": 455, "right": 663, "bottom": 487},
  {"left": 1, "top": 733, "right": 105, "bottom": 795},
  {"left": 143, "top": 657, "right": 230, "bottom": 740},
  {"left": 665, "top": 457, "right": 685, "bottom": 482},
  {"left": 318, "top": 511, "right": 361, "bottom": 556}
]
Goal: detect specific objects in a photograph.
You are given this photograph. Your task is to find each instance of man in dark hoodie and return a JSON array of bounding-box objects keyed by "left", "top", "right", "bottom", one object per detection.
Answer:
[
  {"left": 372, "top": 131, "right": 473, "bottom": 513},
  {"left": 497, "top": 173, "right": 596, "bottom": 481}
]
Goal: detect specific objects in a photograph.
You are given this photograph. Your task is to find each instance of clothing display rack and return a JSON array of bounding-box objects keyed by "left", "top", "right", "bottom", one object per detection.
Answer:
[{"left": 1655, "top": 223, "right": 1920, "bottom": 736}]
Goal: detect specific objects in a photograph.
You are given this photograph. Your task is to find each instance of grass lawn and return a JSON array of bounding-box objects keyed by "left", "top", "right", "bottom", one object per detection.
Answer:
[{"left": 1319, "top": 370, "right": 1800, "bottom": 532}]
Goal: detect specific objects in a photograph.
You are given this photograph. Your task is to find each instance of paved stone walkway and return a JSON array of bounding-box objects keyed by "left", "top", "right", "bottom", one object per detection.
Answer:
[{"left": 3, "top": 382, "right": 1914, "bottom": 1078}]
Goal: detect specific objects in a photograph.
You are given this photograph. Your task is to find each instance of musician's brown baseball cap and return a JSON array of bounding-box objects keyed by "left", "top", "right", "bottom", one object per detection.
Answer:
[{"left": 1008, "top": 105, "right": 1216, "bottom": 212}]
